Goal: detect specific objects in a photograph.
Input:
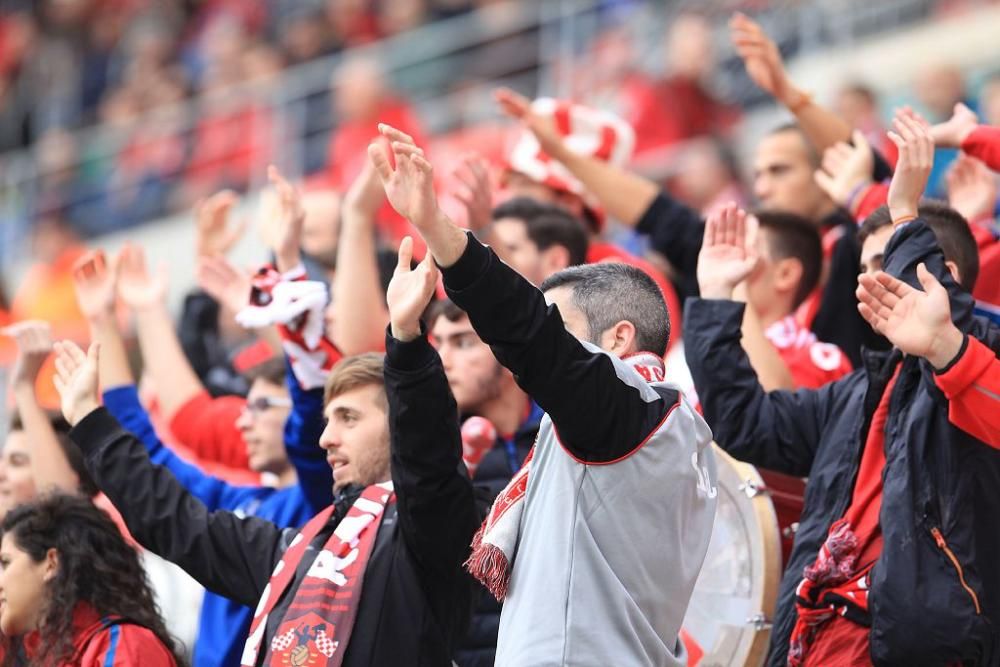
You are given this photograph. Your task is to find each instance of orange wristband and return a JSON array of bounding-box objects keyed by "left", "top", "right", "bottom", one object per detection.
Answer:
[
  {"left": 788, "top": 90, "right": 813, "bottom": 114},
  {"left": 892, "top": 214, "right": 917, "bottom": 226}
]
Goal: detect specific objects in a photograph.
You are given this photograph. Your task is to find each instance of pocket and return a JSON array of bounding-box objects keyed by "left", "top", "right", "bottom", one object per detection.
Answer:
[{"left": 929, "top": 526, "right": 982, "bottom": 615}]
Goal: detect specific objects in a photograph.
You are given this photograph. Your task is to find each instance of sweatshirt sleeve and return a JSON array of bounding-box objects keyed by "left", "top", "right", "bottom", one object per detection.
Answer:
[
  {"left": 283, "top": 361, "right": 335, "bottom": 513},
  {"left": 103, "top": 385, "right": 263, "bottom": 511},
  {"left": 442, "top": 233, "right": 674, "bottom": 463},
  {"left": 961, "top": 125, "right": 1000, "bottom": 172},
  {"left": 634, "top": 191, "right": 706, "bottom": 300},
  {"left": 934, "top": 334, "right": 1000, "bottom": 448},
  {"left": 71, "top": 408, "right": 283, "bottom": 607},
  {"left": 382, "top": 330, "right": 477, "bottom": 588}
]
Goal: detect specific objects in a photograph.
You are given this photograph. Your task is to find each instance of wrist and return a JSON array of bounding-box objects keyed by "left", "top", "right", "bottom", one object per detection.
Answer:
[
  {"left": 275, "top": 249, "right": 302, "bottom": 274},
  {"left": 699, "top": 283, "right": 737, "bottom": 301},
  {"left": 889, "top": 205, "right": 918, "bottom": 226},
  {"left": 845, "top": 179, "right": 873, "bottom": 213},
  {"left": 927, "top": 325, "right": 965, "bottom": 370},
  {"left": 70, "top": 400, "right": 101, "bottom": 427},
  {"left": 390, "top": 321, "right": 422, "bottom": 343},
  {"left": 781, "top": 84, "right": 810, "bottom": 112}
]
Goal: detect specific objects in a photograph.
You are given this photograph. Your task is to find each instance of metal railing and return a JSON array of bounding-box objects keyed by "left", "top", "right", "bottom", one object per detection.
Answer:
[{"left": 0, "top": 0, "right": 964, "bottom": 269}]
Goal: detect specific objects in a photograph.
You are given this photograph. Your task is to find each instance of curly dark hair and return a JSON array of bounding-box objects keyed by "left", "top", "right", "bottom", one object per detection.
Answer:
[{"left": 0, "top": 493, "right": 184, "bottom": 666}]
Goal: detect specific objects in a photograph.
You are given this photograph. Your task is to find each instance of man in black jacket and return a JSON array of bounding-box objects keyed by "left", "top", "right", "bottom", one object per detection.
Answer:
[
  {"left": 52, "top": 238, "right": 477, "bottom": 667},
  {"left": 684, "top": 111, "right": 1000, "bottom": 665}
]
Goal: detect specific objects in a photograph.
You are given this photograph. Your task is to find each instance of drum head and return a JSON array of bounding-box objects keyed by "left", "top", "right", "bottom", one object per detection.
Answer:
[{"left": 680, "top": 446, "right": 782, "bottom": 667}]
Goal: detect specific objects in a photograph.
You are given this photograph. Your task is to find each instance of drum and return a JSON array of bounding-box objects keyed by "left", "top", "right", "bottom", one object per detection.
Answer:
[{"left": 680, "top": 446, "right": 805, "bottom": 667}]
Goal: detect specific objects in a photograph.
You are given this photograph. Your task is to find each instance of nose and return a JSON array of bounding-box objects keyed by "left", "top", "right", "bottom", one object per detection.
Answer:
[
  {"left": 318, "top": 421, "right": 340, "bottom": 452},
  {"left": 753, "top": 174, "right": 771, "bottom": 203},
  {"left": 0, "top": 461, "right": 8, "bottom": 483},
  {"left": 235, "top": 408, "right": 254, "bottom": 432}
]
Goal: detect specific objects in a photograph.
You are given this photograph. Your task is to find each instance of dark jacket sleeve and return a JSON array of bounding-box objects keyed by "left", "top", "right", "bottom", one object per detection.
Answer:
[
  {"left": 382, "top": 330, "right": 477, "bottom": 580},
  {"left": 71, "top": 408, "right": 283, "bottom": 607},
  {"left": 442, "top": 233, "right": 671, "bottom": 463},
  {"left": 684, "top": 298, "right": 852, "bottom": 477},
  {"left": 634, "top": 192, "right": 706, "bottom": 300}
]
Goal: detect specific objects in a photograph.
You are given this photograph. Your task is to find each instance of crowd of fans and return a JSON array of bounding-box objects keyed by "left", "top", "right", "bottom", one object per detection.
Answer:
[{"left": 1, "top": 3, "right": 1000, "bottom": 667}]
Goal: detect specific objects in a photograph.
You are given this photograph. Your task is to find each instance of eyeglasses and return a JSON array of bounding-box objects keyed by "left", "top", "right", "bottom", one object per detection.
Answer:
[{"left": 242, "top": 396, "right": 293, "bottom": 415}]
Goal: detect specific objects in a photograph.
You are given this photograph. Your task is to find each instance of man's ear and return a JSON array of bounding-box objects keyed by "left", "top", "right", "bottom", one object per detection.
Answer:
[
  {"left": 773, "top": 257, "right": 804, "bottom": 297},
  {"left": 600, "top": 320, "right": 638, "bottom": 356},
  {"left": 945, "top": 260, "right": 962, "bottom": 286}
]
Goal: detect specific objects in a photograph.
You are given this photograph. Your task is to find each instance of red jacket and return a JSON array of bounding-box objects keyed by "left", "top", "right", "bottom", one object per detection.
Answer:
[
  {"left": 962, "top": 125, "right": 1000, "bottom": 172},
  {"left": 23, "top": 604, "right": 176, "bottom": 666}
]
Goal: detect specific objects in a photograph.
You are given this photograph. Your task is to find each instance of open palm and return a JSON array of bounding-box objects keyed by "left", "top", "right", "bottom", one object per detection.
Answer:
[
  {"left": 697, "top": 203, "right": 759, "bottom": 299},
  {"left": 117, "top": 244, "right": 167, "bottom": 310},
  {"left": 857, "top": 265, "right": 952, "bottom": 357},
  {"left": 72, "top": 250, "right": 118, "bottom": 320},
  {"left": 52, "top": 341, "right": 101, "bottom": 426},
  {"left": 371, "top": 124, "right": 440, "bottom": 229},
  {"left": 386, "top": 237, "right": 438, "bottom": 341}
]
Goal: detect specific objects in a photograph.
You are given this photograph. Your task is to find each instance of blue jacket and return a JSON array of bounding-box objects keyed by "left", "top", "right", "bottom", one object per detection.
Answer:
[{"left": 103, "top": 364, "right": 331, "bottom": 667}]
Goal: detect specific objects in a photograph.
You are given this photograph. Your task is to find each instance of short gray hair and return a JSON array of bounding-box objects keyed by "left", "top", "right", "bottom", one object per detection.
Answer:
[{"left": 540, "top": 263, "right": 669, "bottom": 355}]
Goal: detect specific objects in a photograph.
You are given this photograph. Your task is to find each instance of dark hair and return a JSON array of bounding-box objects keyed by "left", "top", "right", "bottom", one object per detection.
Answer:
[
  {"left": 424, "top": 298, "right": 467, "bottom": 330},
  {"left": 540, "top": 263, "right": 670, "bottom": 356},
  {"left": 0, "top": 494, "right": 183, "bottom": 667},
  {"left": 7, "top": 411, "right": 99, "bottom": 498},
  {"left": 767, "top": 122, "right": 820, "bottom": 168},
  {"left": 858, "top": 202, "right": 979, "bottom": 291},
  {"left": 839, "top": 82, "right": 877, "bottom": 106},
  {"left": 242, "top": 356, "right": 288, "bottom": 387},
  {"left": 492, "top": 197, "right": 590, "bottom": 266},
  {"left": 756, "top": 210, "right": 823, "bottom": 308}
]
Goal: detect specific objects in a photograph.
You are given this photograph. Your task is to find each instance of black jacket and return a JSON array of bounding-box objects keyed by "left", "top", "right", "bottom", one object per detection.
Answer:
[
  {"left": 455, "top": 406, "right": 541, "bottom": 667},
  {"left": 71, "top": 333, "right": 477, "bottom": 667},
  {"left": 636, "top": 193, "right": 887, "bottom": 366},
  {"left": 684, "top": 220, "right": 1000, "bottom": 666}
]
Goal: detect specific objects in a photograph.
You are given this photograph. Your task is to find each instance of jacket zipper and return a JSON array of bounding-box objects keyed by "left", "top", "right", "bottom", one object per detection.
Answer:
[{"left": 930, "top": 526, "right": 982, "bottom": 615}]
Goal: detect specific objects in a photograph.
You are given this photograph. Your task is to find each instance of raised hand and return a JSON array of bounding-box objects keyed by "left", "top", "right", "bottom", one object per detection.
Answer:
[
  {"left": 814, "top": 130, "right": 874, "bottom": 208},
  {"left": 946, "top": 153, "right": 997, "bottom": 222},
  {"left": 52, "top": 340, "right": 101, "bottom": 426},
  {"left": 930, "top": 102, "right": 978, "bottom": 149},
  {"left": 117, "top": 243, "right": 168, "bottom": 312},
  {"left": 887, "top": 108, "right": 934, "bottom": 222},
  {"left": 730, "top": 13, "right": 800, "bottom": 107},
  {"left": 696, "top": 203, "right": 760, "bottom": 300},
  {"left": 2, "top": 320, "right": 52, "bottom": 389},
  {"left": 72, "top": 250, "right": 118, "bottom": 322},
  {"left": 195, "top": 190, "right": 244, "bottom": 258},
  {"left": 494, "top": 88, "right": 567, "bottom": 160},
  {"left": 386, "top": 236, "right": 439, "bottom": 342},
  {"left": 197, "top": 255, "right": 252, "bottom": 314},
  {"left": 453, "top": 152, "right": 493, "bottom": 233},
  {"left": 370, "top": 124, "right": 441, "bottom": 229},
  {"left": 856, "top": 264, "right": 963, "bottom": 369},
  {"left": 262, "top": 165, "right": 306, "bottom": 272}
]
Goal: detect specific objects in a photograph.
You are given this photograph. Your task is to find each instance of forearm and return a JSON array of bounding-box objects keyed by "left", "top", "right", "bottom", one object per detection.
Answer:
[
  {"left": 88, "top": 315, "right": 132, "bottom": 388},
  {"left": 12, "top": 383, "right": 79, "bottom": 493},
  {"left": 331, "top": 204, "right": 389, "bottom": 355},
  {"left": 134, "top": 304, "right": 204, "bottom": 420},
  {"left": 787, "top": 92, "right": 854, "bottom": 155},
  {"left": 962, "top": 125, "right": 1000, "bottom": 172},
  {"left": 71, "top": 408, "right": 278, "bottom": 605},
  {"left": 557, "top": 149, "right": 660, "bottom": 227},
  {"left": 634, "top": 193, "right": 705, "bottom": 298},
  {"left": 934, "top": 335, "right": 1000, "bottom": 448},
  {"left": 740, "top": 304, "right": 796, "bottom": 391},
  {"left": 383, "top": 331, "right": 475, "bottom": 572},
  {"left": 284, "top": 363, "right": 334, "bottom": 512},
  {"left": 422, "top": 211, "right": 470, "bottom": 268}
]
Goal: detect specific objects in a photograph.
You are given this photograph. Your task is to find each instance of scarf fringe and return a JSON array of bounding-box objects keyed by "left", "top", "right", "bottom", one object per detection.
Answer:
[{"left": 465, "top": 523, "right": 511, "bottom": 601}]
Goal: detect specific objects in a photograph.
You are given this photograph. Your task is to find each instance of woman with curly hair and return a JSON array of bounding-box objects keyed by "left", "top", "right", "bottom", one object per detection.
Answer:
[{"left": 0, "top": 493, "right": 183, "bottom": 666}]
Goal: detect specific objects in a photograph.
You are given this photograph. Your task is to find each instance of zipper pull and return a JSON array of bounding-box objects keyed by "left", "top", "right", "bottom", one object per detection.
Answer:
[{"left": 931, "top": 526, "right": 946, "bottom": 548}]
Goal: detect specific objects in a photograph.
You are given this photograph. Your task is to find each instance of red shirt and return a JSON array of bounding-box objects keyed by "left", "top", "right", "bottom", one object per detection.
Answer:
[
  {"left": 803, "top": 364, "right": 901, "bottom": 666},
  {"left": 765, "top": 316, "right": 853, "bottom": 389},
  {"left": 168, "top": 391, "right": 254, "bottom": 474}
]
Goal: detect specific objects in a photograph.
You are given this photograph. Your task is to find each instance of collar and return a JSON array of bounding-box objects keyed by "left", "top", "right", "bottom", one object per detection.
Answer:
[{"left": 623, "top": 351, "right": 666, "bottom": 383}]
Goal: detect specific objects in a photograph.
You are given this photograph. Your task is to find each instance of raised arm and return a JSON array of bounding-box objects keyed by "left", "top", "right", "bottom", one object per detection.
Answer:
[
  {"left": 382, "top": 237, "right": 476, "bottom": 579},
  {"left": 730, "top": 12, "right": 852, "bottom": 153},
  {"left": 53, "top": 340, "right": 282, "bottom": 608},
  {"left": 2, "top": 321, "right": 80, "bottom": 493},
  {"left": 330, "top": 160, "right": 390, "bottom": 355},
  {"left": 282, "top": 359, "right": 335, "bottom": 513},
  {"left": 372, "top": 128, "right": 675, "bottom": 463},
  {"left": 686, "top": 204, "right": 841, "bottom": 475}
]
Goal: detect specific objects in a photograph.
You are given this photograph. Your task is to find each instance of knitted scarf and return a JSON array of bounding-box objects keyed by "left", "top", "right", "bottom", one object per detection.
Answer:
[{"left": 241, "top": 482, "right": 394, "bottom": 667}]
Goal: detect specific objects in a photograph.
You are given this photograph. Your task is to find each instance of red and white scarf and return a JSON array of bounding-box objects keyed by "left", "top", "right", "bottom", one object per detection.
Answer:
[
  {"left": 465, "top": 352, "right": 665, "bottom": 600},
  {"left": 241, "top": 482, "right": 394, "bottom": 667}
]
